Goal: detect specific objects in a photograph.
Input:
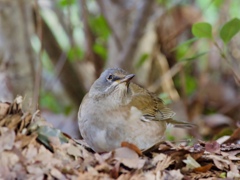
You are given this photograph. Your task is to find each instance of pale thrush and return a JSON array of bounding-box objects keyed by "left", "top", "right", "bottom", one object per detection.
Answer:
[{"left": 78, "top": 68, "right": 193, "bottom": 152}]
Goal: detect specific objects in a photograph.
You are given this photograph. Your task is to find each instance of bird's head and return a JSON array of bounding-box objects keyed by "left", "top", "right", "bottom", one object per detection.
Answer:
[{"left": 89, "top": 68, "right": 135, "bottom": 104}]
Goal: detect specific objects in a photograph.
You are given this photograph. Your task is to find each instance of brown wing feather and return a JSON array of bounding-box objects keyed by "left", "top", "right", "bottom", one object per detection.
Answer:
[{"left": 128, "top": 83, "right": 175, "bottom": 121}]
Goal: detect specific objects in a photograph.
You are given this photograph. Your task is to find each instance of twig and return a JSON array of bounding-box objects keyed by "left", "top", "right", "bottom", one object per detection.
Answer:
[
  {"left": 78, "top": 0, "right": 104, "bottom": 76},
  {"left": 149, "top": 61, "right": 186, "bottom": 92},
  {"left": 214, "top": 41, "right": 240, "bottom": 84},
  {"left": 32, "top": 1, "right": 43, "bottom": 112},
  {"left": 44, "top": 52, "right": 67, "bottom": 91}
]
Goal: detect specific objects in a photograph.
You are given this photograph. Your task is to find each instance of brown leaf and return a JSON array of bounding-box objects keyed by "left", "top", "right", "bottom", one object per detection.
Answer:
[
  {"left": 193, "top": 164, "right": 213, "bottom": 173},
  {"left": 0, "top": 127, "right": 15, "bottom": 153},
  {"left": 110, "top": 161, "right": 120, "bottom": 179},
  {"left": 227, "top": 162, "right": 240, "bottom": 179},
  {"left": 121, "top": 141, "right": 142, "bottom": 156},
  {"left": 50, "top": 168, "right": 65, "bottom": 179},
  {"left": 0, "top": 102, "right": 10, "bottom": 119},
  {"left": 154, "top": 154, "right": 174, "bottom": 171},
  {"left": 163, "top": 169, "right": 184, "bottom": 180},
  {"left": 206, "top": 154, "right": 230, "bottom": 170},
  {"left": 223, "top": 128, "right": 240, "bottom": 144},
  {"left": 113, "top": 147, "right": 145, "bottom": 169}
]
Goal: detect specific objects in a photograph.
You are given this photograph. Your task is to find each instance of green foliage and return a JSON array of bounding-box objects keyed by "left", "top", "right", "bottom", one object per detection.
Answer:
[
  {"left": 40, "top": 91, "right": 73, "bottom": 115},
  {"left": 219, "top": 172, "right": 226, "bottom": 178},
  {"left": 171, "top": 37, "right": 198, "bottom": 52},
  {"left": 159, "top": 93, "right": 172, "bottom": 105},
  {"left": 213, "top": 128, "right": 233, "bottom": 140},
  {"left": 192, "top": 22, "right": 212, "bottom": 39},
  {"left": 88, "top": 15, "right": 110, "bottom": 60},
  {"left": 220, "top": 18, "right": 240, "bottom": 44},
  {"left": 165, "top": 130, "right": 175, "bottom": 141},
  {"left": 185, "top": 75, "right": 197, "bottom": 95},
  {"left": 93, "top": 44, "right": 107, "bottom": 60},
  {"left": 67, "top": 46, "right": 84, "bottom": 61},
  {"left": 192, "top": 18, "right": 240, "bottom": 45},
  {"left": 89, "top": 15, "right": 110, "bottom": 39},
  {"left": 212, "top": 0, "right": 224, "bottom": 8},
  {"left": 58, "top": 0, "right": 76, "bottom": 7},
  {"left": 179, "top": 52, "right": 208, "bottom": 62},
  {"left": 135, "top": 53, "right": 149, "bottom": 68}
]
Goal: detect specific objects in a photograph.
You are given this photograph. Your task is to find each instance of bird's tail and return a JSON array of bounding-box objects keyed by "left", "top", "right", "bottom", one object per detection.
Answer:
[{"left": 165, "top": 119, "right": 196, "bottom": 129}]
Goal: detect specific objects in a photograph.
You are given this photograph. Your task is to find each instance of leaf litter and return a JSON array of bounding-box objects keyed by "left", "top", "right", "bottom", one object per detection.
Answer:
[{"left": 0, "top": 96, "right": 240, "bottom": 179}]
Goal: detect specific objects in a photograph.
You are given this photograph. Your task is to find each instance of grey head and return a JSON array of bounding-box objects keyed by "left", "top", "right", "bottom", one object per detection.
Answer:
[{"left": 89, "top": 68, "right": 135, "bottom": 100}]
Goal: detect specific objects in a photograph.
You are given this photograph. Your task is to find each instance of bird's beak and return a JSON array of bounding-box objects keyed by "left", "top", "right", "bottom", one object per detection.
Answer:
[{"left": 119, "top": 74, "right": 135, "bottom": 84}]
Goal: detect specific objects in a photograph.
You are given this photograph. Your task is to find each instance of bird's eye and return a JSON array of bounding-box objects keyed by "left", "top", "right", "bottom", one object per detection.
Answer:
[{"left": 107, "top": 74, "right": 113, "bottom": 81}]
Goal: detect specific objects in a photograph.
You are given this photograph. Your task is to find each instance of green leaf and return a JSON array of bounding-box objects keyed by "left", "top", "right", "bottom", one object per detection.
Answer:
[
  {"left": 89, "top": 15, "right": 110, "bottom": 39},
  {"left": 220, "top": 18, "right": 240, "bottom": 44},
  {"left": 192, "top": 22, "right": 212, "bottom": 39},
  {"left": 179, "top": 51, "right": 208, "bottom": 62},
  {"left": 158, "top": 93, "right": 172, "bottom": 105},
  {"left": 219, "top": 172, "right": 226, "bottom": 178},
  {"left": 58, "top": 0, "right": 75, "bottom": 6},
  {"left": 171, "top": 37, "right": 198, "bottom": 52},
  {"left": 67, "top": 46, "right": 84, "bottom": 62},
  {"left": 93, "top": 44, "right": 107, "bottom": 60},
  {"left": 135, "top": 53, "right": 149, "bottom": 68}
]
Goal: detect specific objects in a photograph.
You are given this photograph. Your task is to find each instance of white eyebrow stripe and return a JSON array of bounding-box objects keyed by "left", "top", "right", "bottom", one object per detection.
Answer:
[{"left": 104, "top": 81, "right": 119, "bottom": 93}]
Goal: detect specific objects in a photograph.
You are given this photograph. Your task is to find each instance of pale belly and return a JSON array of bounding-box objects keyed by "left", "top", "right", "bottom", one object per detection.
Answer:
[{"left": 79, "top": 104, "right": 167, "bottom": 152}]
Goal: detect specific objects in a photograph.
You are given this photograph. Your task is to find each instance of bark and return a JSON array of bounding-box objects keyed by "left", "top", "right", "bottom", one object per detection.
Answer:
[{"left": 0, "top": 0, "right": 36, "bottom": 108}]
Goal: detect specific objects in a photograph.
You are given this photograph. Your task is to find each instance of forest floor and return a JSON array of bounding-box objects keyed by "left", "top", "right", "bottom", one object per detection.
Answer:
[{"left": 0, "top": 96, "right": 240, "bottom": 180}]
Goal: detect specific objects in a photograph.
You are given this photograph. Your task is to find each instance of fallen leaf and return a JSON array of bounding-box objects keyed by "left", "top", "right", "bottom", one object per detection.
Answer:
[
  {"left": 0, "top": 103, "right": 9, "bottom": 118},
  {"left": 193, "top": 163, "right": 213, "bottom": 173},
  {"left": 50, "top": 168, "right": 65, "bottom": 179},
  {"left": 183, "top": 155, "right": 200, "bottom": 170},
  {"left": 223, "top": 128, "right": 240, "bottom": 144},
  {"left": 36, "top": 126, "right": 69, "bottom": 151},
  {"left": 121, "top": 141, "right": 142, "bottom": 156},
  {"left": 113, "top": 147, "right": 145, "bottom": 169},
  {"left": 162, "top": 169, "right": 184, "bottom": 180},
  {"left": 0, "top": 127, "right": 15, "bottom": 153},
  {"left": 206, "top": 154, "right": 230, "bottom": 170},
  {"left": 155, "top": 154, "right": 174, "bottom": 171},
  {"left": 205, "top": 141, "right": 220, "bottom": 154},
  {"left": 227, "top": 162, "right": 240, "bottom": 179}
]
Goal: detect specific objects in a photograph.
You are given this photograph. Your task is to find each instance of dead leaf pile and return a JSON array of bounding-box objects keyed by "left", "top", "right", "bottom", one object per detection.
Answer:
[{"left": 0, "top": 97, "right": 240, "bottom": 179}]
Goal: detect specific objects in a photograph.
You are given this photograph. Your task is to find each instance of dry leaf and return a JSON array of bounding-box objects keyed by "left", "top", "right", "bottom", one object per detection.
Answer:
[
  {"left": 193, "top": 164, "right": 213, "bottom": 173},
  {"left": 0, "top": 103, "right": 9, "bottom": 118},
  {"left": 223, "top": 128, "right": 240, "bottom": 144},
  {"left": 205, "top": 141, "right": 220, "bottom": 154},
  {"left": 0, "top": 127, "right": 15, "bottom": 153},
  {"left": 121, "top": 141, "right": 142, "bottom": 156},
  {"left": 161, "top": 169, "right": 184, "bottom": 180},
  {"left": 113, "top": 147, "right": 145, "bottom": 169},
  {"left": 183, "top": 155, "right": 201, "bottom": 170}
]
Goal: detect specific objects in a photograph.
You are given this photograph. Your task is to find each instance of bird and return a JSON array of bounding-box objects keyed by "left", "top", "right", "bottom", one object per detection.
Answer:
[{"left": 78, "top": 68, "right": 194, "bottom": 153}]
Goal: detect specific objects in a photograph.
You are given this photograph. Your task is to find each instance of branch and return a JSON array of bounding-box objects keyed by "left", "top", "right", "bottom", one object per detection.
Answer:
[
  {"left": 116, "top": 0, "right": 154, "bottom": 71},
  {"left": 34, "top": 11, "right": 86, "bottom": 108},
  {"left": 78, "top": 0, "right": 104, "bottom": 77},
  {"left": 97, "top": 0, "right": 123, "bottom": 51}
]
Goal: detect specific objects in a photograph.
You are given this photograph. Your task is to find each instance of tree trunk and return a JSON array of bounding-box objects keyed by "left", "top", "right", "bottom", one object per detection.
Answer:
[{"left": 0, "top": 0, "right": 36, "bottom": 110}]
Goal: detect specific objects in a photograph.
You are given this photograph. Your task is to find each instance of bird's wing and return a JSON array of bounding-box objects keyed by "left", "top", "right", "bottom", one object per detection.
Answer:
[{"left": 129, "top": 83, "right": 175, "bottom": 122}]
